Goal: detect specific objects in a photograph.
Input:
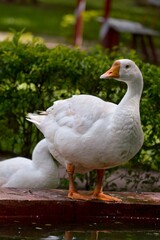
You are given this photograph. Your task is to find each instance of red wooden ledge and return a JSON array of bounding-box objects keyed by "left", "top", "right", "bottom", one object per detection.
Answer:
[{"left": 0, "top": 188, "right": 160, "bottom": 226}]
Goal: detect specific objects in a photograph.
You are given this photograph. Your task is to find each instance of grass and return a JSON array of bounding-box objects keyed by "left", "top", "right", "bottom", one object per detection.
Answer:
[
  {"left": 0, "top": 1, "right": 75, "bottom": 37},
  {"left": 0, "top": 0, "right": 159, "bottom": 46}
]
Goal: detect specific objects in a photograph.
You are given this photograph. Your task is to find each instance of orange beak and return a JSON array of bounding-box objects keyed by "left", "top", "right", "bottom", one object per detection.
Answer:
[{"left": 100, "top": 61, "right": 120, "bottom": 79}]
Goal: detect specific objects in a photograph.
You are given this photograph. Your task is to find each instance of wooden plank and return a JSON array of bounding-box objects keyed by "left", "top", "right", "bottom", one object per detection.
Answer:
[
  {"left": 148, "top": 0, "right": 160, "bottom": 7},
  {"left": 0, "top": 188, "right": 160, "bottom": 226},
  {"left": 108, "top": 18, "right": 159, "bottom": 36}
]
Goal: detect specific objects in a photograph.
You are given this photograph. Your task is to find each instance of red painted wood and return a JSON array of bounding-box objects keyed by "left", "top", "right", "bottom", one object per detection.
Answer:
[
  {"left": 0, "top": 188, "right": 160, "bottom": 226},
  {"left": 73, "top": 0, "right": 86, "bottom": 47},
  {"left": 104, "top": 0, "right": 111, "bottom": 19}
]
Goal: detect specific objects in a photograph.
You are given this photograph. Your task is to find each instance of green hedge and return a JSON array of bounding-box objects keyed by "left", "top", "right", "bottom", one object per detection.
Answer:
[{"left": 0, "top": 33, "right": 160, "bottom": 170}]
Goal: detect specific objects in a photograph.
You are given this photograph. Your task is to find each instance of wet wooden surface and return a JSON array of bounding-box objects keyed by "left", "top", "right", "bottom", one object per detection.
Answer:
[{"left": 0, "top": 188, "right": 160, "bottom": 226}]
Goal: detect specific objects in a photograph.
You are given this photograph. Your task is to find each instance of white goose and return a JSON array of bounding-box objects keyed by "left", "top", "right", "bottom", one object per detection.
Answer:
[
  {"left": 27, "top": 59, "right": 144, "bottom": 201},
  {"left": 0, "top": 139, "right": 60, "bottom": 189}
]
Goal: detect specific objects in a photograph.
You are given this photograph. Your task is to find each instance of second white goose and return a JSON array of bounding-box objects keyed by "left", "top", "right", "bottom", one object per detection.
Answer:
[{"left": 0, "top": 138, "right": 60, "bottom": 189}]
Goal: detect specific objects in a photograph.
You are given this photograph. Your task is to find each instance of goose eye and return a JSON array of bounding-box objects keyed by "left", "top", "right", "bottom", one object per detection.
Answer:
[{"left": 125, "top": 65, "right": 130, "bottom": 69}]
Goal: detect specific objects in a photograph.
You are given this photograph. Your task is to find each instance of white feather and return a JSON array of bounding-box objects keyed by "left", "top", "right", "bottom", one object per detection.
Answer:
[{"left": 0, "top": 139, "right": 60, "bottom": 188}]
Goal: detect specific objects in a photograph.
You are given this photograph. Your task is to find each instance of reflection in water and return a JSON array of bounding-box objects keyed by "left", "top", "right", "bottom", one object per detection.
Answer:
[
  {"left": 0, "top": 222, "right": 160, "bottom": 240},
  {"left": 64, "top": 231, "right": 73, "bottom": 240},
  {"left": 40, "top": 231, "right": 98, "bottom": 240},
  {"left": 40, "top": 230, "right": 160, "bottom": 240},
  {"left": 64, "top": 231, "right": 98, "bottom": 240}
]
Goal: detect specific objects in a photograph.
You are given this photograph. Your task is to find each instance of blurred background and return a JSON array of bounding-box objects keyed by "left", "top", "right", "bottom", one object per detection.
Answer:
[
  {"left": 0, "top": 0, "right": 159, "bottom": 63},
  {"left": 0, "top": 0, "right": 160, "bottom": 191}
]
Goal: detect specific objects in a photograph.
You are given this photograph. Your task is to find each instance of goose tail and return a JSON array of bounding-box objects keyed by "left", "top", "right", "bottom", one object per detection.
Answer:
[{"left": 26, "top": 112, "right": 47, "bottom": 126}]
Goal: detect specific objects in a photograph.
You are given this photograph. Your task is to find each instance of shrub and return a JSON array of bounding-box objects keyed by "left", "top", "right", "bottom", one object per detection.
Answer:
[{"left": 0, "top": 33, "right": 159, "bottom": 171}]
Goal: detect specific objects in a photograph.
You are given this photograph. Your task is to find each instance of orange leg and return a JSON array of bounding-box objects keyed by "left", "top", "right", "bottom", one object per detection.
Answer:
[
  {"left": 67, "top": 163, "right": 90, "bottom": 200},
  {"left": 90, "top": 169, "right": 121, "bottom": 202}
]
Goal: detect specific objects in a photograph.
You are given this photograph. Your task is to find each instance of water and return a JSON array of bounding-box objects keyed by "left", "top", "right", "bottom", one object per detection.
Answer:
[{"left": 0, "top": 221, "right": 160, "bottom": 240}]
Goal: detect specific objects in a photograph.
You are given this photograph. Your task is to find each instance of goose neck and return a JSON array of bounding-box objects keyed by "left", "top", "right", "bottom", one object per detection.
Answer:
[
  {"left": 32, "top": 139, "right": 56, "bottom": 170},
  {"left": 119, "top": 79, "right": 143, "bottom": 107}
]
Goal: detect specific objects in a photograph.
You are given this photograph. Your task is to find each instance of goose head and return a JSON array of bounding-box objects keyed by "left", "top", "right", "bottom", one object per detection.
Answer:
[{"left": 100, "top": 59, "right": 143, "bottom": 84}]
